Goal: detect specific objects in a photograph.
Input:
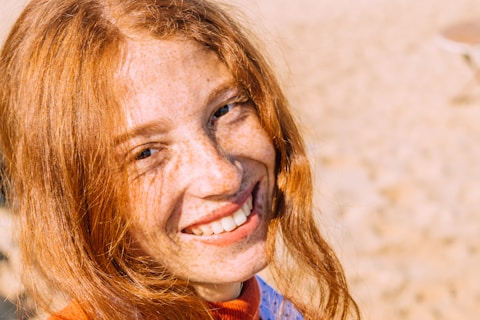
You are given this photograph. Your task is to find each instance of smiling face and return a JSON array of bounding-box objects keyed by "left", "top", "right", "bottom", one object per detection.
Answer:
[{"left": 117, "top": 38, "right": 276, "bottom": 299}]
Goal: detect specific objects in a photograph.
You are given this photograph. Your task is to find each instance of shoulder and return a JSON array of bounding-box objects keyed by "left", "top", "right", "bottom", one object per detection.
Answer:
[{"left": 256, "top": 276, "right": 304, "bottom": 320}]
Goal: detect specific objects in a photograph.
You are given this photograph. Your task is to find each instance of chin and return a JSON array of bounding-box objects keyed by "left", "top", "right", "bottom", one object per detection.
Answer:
[{"left": 189, "top": 241, "right": 269, "bottom": 285}]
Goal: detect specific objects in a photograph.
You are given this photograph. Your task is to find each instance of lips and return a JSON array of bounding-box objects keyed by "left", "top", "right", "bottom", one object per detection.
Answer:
[{"left": 183, "top": 194, "right": 253, "bottom": 236}]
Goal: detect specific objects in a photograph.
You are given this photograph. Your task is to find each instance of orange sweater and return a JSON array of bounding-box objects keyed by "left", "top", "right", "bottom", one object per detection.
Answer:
[
  {"left": 50, "top": 277, "right": 260, "bottom": 320},
  {"left": 207, "top": 277, "right": 260, "bottom": 320}
]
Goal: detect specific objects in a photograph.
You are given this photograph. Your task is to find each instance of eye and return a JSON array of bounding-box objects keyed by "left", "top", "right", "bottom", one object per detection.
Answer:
[
  {"left": 212, "top": 103, "right": 234, "bottom": 121},
  {"left": 135, "top": 147, "right": 159, "bottom": 160},
  {"left": 209, "top": 91, "right": 252, "bottom": 128}
]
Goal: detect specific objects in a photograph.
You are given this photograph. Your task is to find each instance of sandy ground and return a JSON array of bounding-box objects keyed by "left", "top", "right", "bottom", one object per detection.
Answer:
[{"left": 2, "top": 0, "right": 480, "bottom": 319}]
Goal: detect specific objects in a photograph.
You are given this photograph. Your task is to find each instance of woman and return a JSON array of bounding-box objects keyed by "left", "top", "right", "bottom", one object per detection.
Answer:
[{"left": 0, "top": 0, "right": 360, "bottom": 319}]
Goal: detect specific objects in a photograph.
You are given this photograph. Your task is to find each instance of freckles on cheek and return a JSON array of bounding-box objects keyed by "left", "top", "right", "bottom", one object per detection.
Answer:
[
  {"left": 129, "top": 176, "right": 164, "bottom": 227},
  {"left": 223, "top": 124, "right": 275, "bottom": 159}
]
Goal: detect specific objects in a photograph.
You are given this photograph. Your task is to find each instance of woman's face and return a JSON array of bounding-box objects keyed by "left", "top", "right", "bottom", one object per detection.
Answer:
[{"left": 117, "top": 39, "right": 276, "bottom": 293}]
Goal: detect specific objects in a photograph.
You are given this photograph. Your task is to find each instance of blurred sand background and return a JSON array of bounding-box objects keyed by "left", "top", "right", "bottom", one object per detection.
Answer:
[{"left": 1, "top": 0, "right": 480, "bottom": 319}]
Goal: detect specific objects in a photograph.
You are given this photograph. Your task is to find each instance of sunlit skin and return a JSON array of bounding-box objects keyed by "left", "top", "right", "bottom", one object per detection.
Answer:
[{"left": 117, "top": 38, "right": 276, "bottom": 302}]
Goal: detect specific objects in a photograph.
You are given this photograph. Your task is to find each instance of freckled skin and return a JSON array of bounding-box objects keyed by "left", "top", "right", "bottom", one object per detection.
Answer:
[{"left": 118, "top": 39, "right": 276, "bottom": 301}]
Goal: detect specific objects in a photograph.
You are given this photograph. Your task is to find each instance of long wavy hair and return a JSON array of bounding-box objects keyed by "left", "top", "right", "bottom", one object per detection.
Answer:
[{"left": 0, "top": 0, "right": 360, "bottom": 319}]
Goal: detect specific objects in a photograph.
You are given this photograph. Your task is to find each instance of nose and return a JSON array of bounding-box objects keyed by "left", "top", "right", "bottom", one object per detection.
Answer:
[{"left": 180, "top": 133, "right": 243, "bottom": 199}]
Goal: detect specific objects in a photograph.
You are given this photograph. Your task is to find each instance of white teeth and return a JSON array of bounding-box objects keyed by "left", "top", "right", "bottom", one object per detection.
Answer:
[
  {"left": 233, "top": 209, "right": 247, "bottom": 225},
  {"left": 221, "top": 216, "right": 237, "bottom": 232},
  {"left": 199, "top": 224, "right": 213, "bottom": 236},
  {"left": 211, "top": 221, "right": 224, "bottom": 234},
  {"left": 191, "top": 227, "right": 203, "bottom": 236},
  {"left": 242, "top": 202, "right": 251, "bottom": 217},
  {"left": 186, "top": 195, "right": 253, "bottom": 236},
  {"left": 247, "top": 196, "right": 253, "bottom": 211}
]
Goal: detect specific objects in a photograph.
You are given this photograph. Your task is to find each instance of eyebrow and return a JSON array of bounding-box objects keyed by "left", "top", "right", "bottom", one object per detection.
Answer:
[
  {"left": 206, "top": 80, "right": 242, "bottom": 105},
  {"left": 114, "top": 119, "right": 170, "bottom": 146}
]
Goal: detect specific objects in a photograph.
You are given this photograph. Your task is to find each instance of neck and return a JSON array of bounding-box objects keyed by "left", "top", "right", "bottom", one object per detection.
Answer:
[{"left": 193, "top": 281, "right": 243, "bottom": 302}]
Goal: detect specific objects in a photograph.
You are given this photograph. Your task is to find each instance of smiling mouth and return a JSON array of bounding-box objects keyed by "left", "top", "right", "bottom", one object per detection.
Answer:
[{"left": 183, "top": 195, "right": 253, "bottom": 236}]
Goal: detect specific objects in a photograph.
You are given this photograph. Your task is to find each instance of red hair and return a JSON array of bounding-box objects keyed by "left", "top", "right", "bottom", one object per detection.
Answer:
[{"left": 0, "top": 0, "right": 360, "bottom": 319}]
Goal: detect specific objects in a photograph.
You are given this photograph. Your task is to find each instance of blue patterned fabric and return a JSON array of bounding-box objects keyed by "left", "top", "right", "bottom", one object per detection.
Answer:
[{"left": 257, "top": 276, "right": 304, "bottom": 320}]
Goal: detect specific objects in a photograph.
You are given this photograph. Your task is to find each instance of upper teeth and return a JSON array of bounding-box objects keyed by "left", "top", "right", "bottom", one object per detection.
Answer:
[{"left": 187, "top": 195, "right": 253, "bottom": 236}]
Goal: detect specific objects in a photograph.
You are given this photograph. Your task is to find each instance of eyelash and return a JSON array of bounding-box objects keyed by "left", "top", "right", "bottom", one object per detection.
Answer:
[
  {"left": 210, "top": 93, "right": 250, "bottom": 125},
  {"left": 130, "top": 144, "right": 166, "bottom": 178},
  {"left": 131, "top": 143, "right": 165, "bottom": 163},
  {"left": 135, "top": 147, "right": 159, "bottom": 160},
  {"left": 212, "top": 103, "right": 234, "bottom": 120}
]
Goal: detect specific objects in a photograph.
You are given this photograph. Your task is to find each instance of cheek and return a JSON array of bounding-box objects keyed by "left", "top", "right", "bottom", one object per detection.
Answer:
[
  {"left": 220, "top": 120, "right": 276, "bottom": 167},
  {"left": 128, "top": 174, "right": 169, "bottom": 231}
]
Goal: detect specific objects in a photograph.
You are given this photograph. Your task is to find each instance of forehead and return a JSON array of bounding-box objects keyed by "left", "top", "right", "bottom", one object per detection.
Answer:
[
  {"left": 120, "top": 37, "right": 232, "bottom": 92},
  {"left": 122, "top": 38, "right": 209, "bottom": 73},
  {"left": 119, "top": 38, "right": 222, "bottom": 87},
  {"left": 116, "top": 38, "right": 235, "bottom": 133}
]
